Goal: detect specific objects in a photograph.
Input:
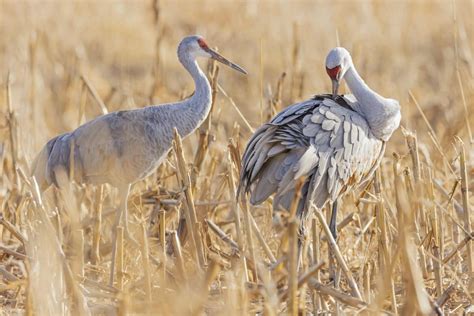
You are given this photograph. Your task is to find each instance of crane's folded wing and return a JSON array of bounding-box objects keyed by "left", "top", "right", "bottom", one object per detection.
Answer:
[{"left": 239, "top": 96, "right": 385, "bottom": 211}]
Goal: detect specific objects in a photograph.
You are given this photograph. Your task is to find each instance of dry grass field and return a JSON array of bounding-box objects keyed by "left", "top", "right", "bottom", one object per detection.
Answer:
[{"left": 0, "top": 0, "right": 473, "bottom": 314}]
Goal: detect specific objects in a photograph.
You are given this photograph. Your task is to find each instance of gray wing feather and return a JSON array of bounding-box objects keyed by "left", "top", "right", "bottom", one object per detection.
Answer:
[
  {"left": 46, "top": 133, "right": 78, "bottom": 185},
  {"left": 267, "top": 144, "right": 287, "bottom": 157},
  {"left": 274, "top": 148, "right": 306, "bottom": 196},
  {"left": 311, "top": 173, "right": 330, "bottom": 208},
  {"left": 31, "top": 133, "right": 67, "bottom": 189},
  {"left": 273, "top": 187, "right": 295, "bottom": 210},
  {"left": 250, "top": 153, "right": 287, "bottom": 205}
]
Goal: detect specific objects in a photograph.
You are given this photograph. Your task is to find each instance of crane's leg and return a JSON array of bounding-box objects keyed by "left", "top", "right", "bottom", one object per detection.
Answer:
[
  {"left": 109, "top": 184, "right": 138, "bottom": 286},
  {"left": 296, "top": 180, "right": 311, "bottom": 270},
  {"left": 121, "top": 188, "right": 136, "bottom": 244},
  {"left": 109, "top": 185, "right": 127, "bottom": 286},
  {"left": 116, "top": 185, "right": 139, "bottom": 246},
  {"left": 297, "top": 222, "right": 308, "bottom": 270},
  {"left": 329, "top": 200, "right": 338, "bottom": 240}
]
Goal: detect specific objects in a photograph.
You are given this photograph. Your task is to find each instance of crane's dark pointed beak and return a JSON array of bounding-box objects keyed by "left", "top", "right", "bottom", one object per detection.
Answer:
[
  {"left": 331, "top": 79, "right": 339, "bottom": 99},
  {"left": 207, "top": 48, "right": 247, "bottom": 75}
]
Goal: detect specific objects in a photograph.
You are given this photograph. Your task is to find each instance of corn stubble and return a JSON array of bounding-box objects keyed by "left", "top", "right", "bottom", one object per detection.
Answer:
[{"left": 0, "top": 1, "right": 473, "bottom": 315}]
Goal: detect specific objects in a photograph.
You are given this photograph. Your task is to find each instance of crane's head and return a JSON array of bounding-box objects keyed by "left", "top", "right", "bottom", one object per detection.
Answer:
[
  {"left": 325, "top": 47, "right": 351, "bottom": 98},
  {"left": 178, "top": 35, "right": 247, "bottom": 74}
]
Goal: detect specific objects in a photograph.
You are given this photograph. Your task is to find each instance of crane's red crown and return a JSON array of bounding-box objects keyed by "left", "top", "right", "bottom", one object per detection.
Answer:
[
  {"left": 197, "top": 38, "right": 209, "bottom": 49},
  {"left": 326, "top": 65, "right": 341, "bottom": 80}
]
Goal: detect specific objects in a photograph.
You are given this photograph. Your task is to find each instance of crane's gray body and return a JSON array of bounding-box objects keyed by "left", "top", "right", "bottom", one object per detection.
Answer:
[
  {"left": 239, "top": 94, "right": 388, "bottom": 221},
  {"left": 32, "top": 35, "right": 213, "bottom": 191},
  {"left": 33, "top": 100, "right": 209, "bottom": 189}
]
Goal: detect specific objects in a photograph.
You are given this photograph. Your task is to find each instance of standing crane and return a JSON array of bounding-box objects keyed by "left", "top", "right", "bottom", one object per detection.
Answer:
[
  {"left": 238, "top": 47, "right": 400, "bottom": 254},
  {"left": 31, "top": 35, "right": 247, "bottom": 283}
]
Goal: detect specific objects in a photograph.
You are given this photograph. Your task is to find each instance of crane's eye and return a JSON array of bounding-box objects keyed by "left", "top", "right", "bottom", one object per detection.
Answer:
[
  {"left": 326, "top": 65, "right": 341, "bottom": 80},
  {"left": 197, "top": 38, "right": 209, "bottom": 49}
]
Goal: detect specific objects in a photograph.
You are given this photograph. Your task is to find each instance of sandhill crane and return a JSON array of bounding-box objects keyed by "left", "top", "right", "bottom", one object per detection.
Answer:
[
  {"left": 31, "top": 35, "right": 247, "bottom": 283},
  {"left": 238, "top": 47, "right": 400, "bottom": 254}
]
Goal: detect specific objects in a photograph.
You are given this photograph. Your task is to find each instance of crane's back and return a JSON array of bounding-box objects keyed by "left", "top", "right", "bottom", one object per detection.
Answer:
[
  {"left": 239, "top": 95, "right": 385, "bottom": 216},
  {"left": 31, "top": 107, "right": 177, "bottom": 190}
]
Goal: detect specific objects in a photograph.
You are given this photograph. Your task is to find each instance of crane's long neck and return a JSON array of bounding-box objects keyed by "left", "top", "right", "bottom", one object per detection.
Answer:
[
  {"left": 169, "top": 52, "right": 212, "bottom": 138},
  {"left": 344, "top": 62, "right": 401, "bottom": 141}
]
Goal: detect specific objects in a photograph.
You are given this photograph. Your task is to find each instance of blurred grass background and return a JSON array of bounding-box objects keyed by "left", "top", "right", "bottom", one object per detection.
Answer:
[{"left": 1, "top": 0, "right": 472, "bottom": 156}]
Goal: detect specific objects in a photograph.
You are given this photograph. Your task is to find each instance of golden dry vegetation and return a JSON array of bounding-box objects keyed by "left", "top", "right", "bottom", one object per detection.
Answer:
[{"left": 0, "top": 0, "right": 473, "bottom": 315}]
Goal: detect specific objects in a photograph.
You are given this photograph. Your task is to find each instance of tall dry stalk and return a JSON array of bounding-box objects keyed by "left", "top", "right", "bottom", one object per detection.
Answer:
[
  {"left": 457, "top": 141, "right": 473, "bottom": 292},
  {"left": 173, "top": 129, "right": 206, "bottom": 269},
  {"left": 288, "top": 219, "right": 299, "bottom": 316},
  {"left": 6, "top": 72, "right": 19, "bottom": 188},
  {"left": 393, "top": 155, "right": 431, "bottom": 315}
]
